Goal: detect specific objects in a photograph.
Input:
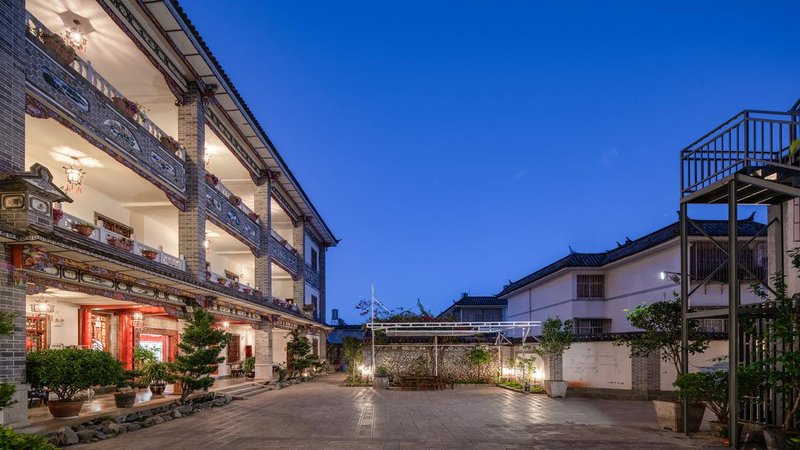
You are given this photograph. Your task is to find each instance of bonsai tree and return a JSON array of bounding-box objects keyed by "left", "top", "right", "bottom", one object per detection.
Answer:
[
  {"left": 616, "top": 293, "right": 709, "bottom": 376},
  {"left": 467, "top": 347, "right": 492, "bottom": 381},
  {"left": 342, "top": 336, "right": 363, "bottom": 381},
  {"left": 140, "top": 361, "right": 170, "bottom": 386},
  {"left": 674, "top": 365, "right": 760, "bottom": 428},
  {"left": 170, "top": 309, "right": 230, "bottom": 402},
  {"left": 534, "top": 317, "right": 574, "bottom": 380},
  {"left": 26, "top": 348, "right": 123, "bottom": 402}
]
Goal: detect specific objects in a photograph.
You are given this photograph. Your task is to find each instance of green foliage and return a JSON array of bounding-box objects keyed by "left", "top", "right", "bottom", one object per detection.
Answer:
[
  {"left": 750, "top": 249, "right": 800, "bottom": 430},
  {"left": 26, "top": 349, "right": 123, "bottom": 401},
  {"left": 0, "top": 426, "right": 54, "bottom": 450},
  {"left": 535, "top": 317, "right": 574, "bottom": 357},
  {"left": 515, "top": 355, "right": 537, "bottom": 382},
  {"left": 374, "top": 366, "right": 390, "bottom": 377},
  {"left": 355, "top": 298, "right": 447, "bottom": 323},
  {"left": 674, "top": 366, "right": 760, "bottom": 423},
  {"left": 467, "top": 347, "right": 492, "bottom": 366},
  {"left": 140, "top": 361, "right": 170, "bottom": 386},
  {"left": 169, "top": 309, "right": 230, "bottom": 402},
  {"left": 790, "top": 138, "right": 800, "bottom": 157},
  {"left": 116, "top": 370, "right": 139, "bottom": 391},
  {"left": 133, "top": 345, "right": 157, "bottom": 369},
  {"left": 0, "top": 383, "right": 16, "bottom": 410},
  {"left": 342, "top": 336, "right": 364, "bottom": 380},
  {"left": 273, "top": 362, "right": 288, "bottom": 382},
  {"left": 616, "top": 293, "right": 709, "bottom": 376},
  {"left": 242, "top": 356, "right": 255, "bottom": 374},
  {"left": 286, "top": 329, "right": 316, "bottom": 377},
  {"left": 0, "top": 311, "right": 14, "bottom": 336}
]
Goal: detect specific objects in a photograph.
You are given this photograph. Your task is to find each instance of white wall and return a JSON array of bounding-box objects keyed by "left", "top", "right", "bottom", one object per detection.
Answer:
[
  {"left": 505, "top": 272, "right": 574, "bottom": 336},
  {"left": 272, "top": 330, "right": 289, "bottom": 365},
  {"left": 562, "top": 341, "right": 632, "bottom": 390},
  {"left": 216, "top": 324, "right": 255, "bottom": 377},
  {"left": 659, "top": 340, "right": 728, "bottom": 391},
  {"left": 60, "top": 184, "right": 130, "bottom": 226},
  {"left": 129, "top": 210, "right": 178, "bottom": 256},
  {"left": 26, "top": 297, "right": 80, "bottom": 348}
]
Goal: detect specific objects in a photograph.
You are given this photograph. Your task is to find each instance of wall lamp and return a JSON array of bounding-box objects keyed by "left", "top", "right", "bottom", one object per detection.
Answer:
[{"left": 659, "top": 271, "right": 681, "bottom": 284}]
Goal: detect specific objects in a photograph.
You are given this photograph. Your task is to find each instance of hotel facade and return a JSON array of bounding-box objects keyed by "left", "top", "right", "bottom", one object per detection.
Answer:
[{"left": 0, "top": 0, "right": 335, "bottom": 426}]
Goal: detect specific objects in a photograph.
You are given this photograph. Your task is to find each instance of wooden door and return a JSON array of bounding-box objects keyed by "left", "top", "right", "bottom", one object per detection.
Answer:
[{"left": 227, "top": 334, "right": 241, "bottom": 363}]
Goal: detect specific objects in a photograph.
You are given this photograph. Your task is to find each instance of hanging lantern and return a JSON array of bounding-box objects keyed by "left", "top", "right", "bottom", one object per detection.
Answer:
[
  {"left": 63, "top": 157, "right": 86, "bottom": 193},
  {"left": 132, "top": 311, "right": 144, "bottom": 328},
  {"left": 30, "top": 295, "right": 55, "bottom": 315},
  {"left": 64, "top": 19, "right": 88, "bottom": 51}
]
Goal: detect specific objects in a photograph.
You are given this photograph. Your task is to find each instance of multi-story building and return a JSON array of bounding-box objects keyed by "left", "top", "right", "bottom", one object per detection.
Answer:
[
  {"left": 0, "top": 0, "right": 336, "bottom": 426},
  {"left": 497, "top": 218, "right": 767, "bottom": 335},
  {"left": 438, "top": 294, "right": 506, "bottom": 321}
]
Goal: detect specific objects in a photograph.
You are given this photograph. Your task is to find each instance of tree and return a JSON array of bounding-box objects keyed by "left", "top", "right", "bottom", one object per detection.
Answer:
[
  {"left": 467, "top": 347, "right": 493, "bottom": 382},
  {"left": 342, "top": 336, "right": 364, "bottom": 380},
  {"left": 534, "top": 317, "right": 574, "bottom": 381},
  {"left": 286, "top": 329, "right": 316, "bottom": 378},
  {"left": 25, "top": 349, "right": 123, "bottom": 401},
  {"left": 616, "top": 293, "right": 709, "bottom": 376},
  {"left": 170, "top": 309, "right": 230, "bottom": 402}
]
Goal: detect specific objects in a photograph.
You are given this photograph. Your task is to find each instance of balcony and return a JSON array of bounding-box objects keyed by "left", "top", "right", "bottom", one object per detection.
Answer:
[
  {"left": 204, "top": 173, "right": 260, "bottom": 248},
  {"left": 269, "top": 229, "right": 300, "bottom": 275},
  {"left": 56, "top": 212, "right": 185, "bottom": 271},
  {"left": 681, "top": 110, "right": 800, "bottom": 202}
]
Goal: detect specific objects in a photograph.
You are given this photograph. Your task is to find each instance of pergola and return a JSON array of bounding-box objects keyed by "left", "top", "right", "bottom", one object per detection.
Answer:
[{"left": 365, "top": 321, "right": 541, "bottom": 377}]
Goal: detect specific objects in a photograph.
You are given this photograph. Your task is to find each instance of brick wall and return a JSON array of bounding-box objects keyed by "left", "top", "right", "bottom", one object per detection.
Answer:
[
  {"left": 319, "top": 245, "right": 327, "bottom": 323},
  {"left": 631, "top": 351, "right": 661, "bottom": 392},
  {"left": 254, "top": 179, "right": 271, "bottom": 295},
  {"left": 292, "top": 219, "right": 306, "bottom": 304},
  {"left": 177, "top": 83, "right": 207, "bottom": 281}
]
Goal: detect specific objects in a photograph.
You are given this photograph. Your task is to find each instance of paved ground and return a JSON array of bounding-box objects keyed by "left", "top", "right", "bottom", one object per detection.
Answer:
[{"left": 74, "top": 374, "right": 714, "bottom": 449}]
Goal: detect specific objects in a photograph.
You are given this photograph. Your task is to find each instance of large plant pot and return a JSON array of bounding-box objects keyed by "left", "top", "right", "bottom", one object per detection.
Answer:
[
  {"left": 113, "top": 391, "right": 136, "bottom": 409},
  {"left": 373, "top": 376, "right": 389, "bottom": 390},
  {"left": 652, "top": 400, "right": 705, "bottom": 433},
  {"left": 544, "top": 380, "right": 567, "bottom": 398},
  {"left": 149, "top": 383, "right": 166, "bottom": 397},
  {"left": 48, "top": 399, "right": 84, "bottom": 418}
]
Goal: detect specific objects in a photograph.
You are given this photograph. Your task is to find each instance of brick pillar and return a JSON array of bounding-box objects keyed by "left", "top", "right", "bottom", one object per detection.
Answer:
[
  {"left": 319, "top": 245, "right": 327, "bottom": 323},
  {"left": 631, "top": 351, "right": 661, "bottom": 396},
  {"left": 178, "top": 83, "right": 206, "bottom": 281},
  {"left": 254, "top": 175, "right": 272, "bottom": 296},
  {"left": 0, "top": 0, "right": 29, "bottom": 427},
  {"left": 545, "top": 353, "right": 563, "bottom": 380},
  {"left": 319, "top": 330, "right": 327, "bottom": 360},
  {"left": 253, "top": 322, "right": 273, "bottom": 380},
  {"left": 292, "top": 218, "right": 306, "bottom": 306}
]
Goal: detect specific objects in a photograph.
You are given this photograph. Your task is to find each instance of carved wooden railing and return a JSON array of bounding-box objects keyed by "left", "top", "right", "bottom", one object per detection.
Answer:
[{"left": 56, "top": 212, "right": 186, "bottom": 271}]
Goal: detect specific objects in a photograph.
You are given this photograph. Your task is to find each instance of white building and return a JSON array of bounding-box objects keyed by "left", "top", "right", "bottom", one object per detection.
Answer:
[{"left": 498, "top": 217, "right": 767, "bottom": 335}]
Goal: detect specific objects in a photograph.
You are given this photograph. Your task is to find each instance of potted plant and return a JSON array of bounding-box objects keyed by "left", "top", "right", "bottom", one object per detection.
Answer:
[
  {"left": 111, "top": 96, "right": 142, "bottom": 122},
  {"left": 170, "top": 309, "right": 230, "bottom": 402},
  {"left": 26, "top": 348, "right": 122, "bottom": 418},
  {"left": 141, "top": 249, "right": 159, "bottom": 260},
  {"left": 248, "top": 212, "right": 260, "bottom": 222},
  {"left": 159, "top": 135, "right": 181, "bottom": 154},
  {"left": 674, "top": 365, "right": 759, "bottom": 442},
  {"left": 114, "top": 369, "right": 139, "bottom": 409},
  {"left": 73, "top": 221, "right": 95, "bottom": 237},
  {"left": 40, "top": 32, "right": 76, "bottom": 66},
  {"left": 107, "top": 236, "right": 133, "bottom": 251},
  {"left": 534, "top": 317, "right": 574, "bottom": 398},
  {"left": 616, "top": 294, "right": 710, "bottom": 433},
  {"left": 141, "top": 361, "right": 170, "bottom": 397},
  {"left": 242, "top": 357, "right": 256, "bottom": 379},
  {"left": 52, "top": 207, "right": 64, "bottom": 224},
  {"left": 205, "top": 173, "right": 219, "bottom": 187},
  {"left": 373, "top": 366, "right": 390, "bottom": 389},
  {"left": 228, "top": 194, "right": 242, "bottom": 207}
]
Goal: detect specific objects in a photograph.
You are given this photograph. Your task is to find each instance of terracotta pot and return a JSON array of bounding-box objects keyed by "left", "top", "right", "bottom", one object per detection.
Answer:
[
  {"left": 113, "top": 391, "right": 136, "bottom": 409},
  {"left": 108, "top": 237, "right": 133, "bottom": 251},
  {"left": 652, "top": 400, "right": 705, "bottom": 433},
  {"left": 42, "top": 34, "right": 76, "bottom": 66},
  {"left": 149, "top": 383, "right": 166, "bottom": 396},
  {"left": 172, "top": 380, "right": 183, "bottom": 396},
  {"left": 141, "top": 250, "right": 159, "bottom": 260},
  {"left": 48, "top": 399, "right": 84, "bottom": 418},
  {"left": 74, "top": 224, "right": 94, "bottom": 237}
]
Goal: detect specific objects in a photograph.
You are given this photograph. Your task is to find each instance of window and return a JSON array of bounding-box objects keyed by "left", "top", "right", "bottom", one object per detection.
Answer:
[
  {"left": 311, "top": 248, "right": 319, "bottom": 272},
  {"left": 576, "top": 275, "right": 604, "bottom": 299},
  {"left": 690, "top": 241, "right": 767, "bottom": 283},
  {"left": 574, "top": 319, "right": 610, "bottom": 336}
]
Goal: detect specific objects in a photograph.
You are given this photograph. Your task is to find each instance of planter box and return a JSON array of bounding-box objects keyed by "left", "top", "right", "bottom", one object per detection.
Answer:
[
  {"left": 373, "top": 376, "right": 389, "bottom": 390},
  {"left": 544, "top": 380, "right": 568, "bottom": 398},
  {"left": 652, "top": 400, "right": 705, "bottom": 433}
]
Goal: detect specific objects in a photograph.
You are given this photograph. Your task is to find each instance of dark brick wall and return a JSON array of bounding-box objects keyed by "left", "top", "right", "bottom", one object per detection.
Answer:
[
  {"left": 0, "top": 245, "right": 25, "bottom": 384},
  {"left": 177, "top": 83, "right": 207, "bottom": 281},
  {"left": 292, "top": 219, "right": 306, "bottom": 305},
  {"left": 0, "top": 0, "right": 26, "bottom": 174},
  {"left": 631, "top": 351, "right": 661, "bottom": 392},
  {"left": 319, "top": 245, "right": 327, "bottom": 323},
  {"left": 254, "top": 179, "right": 272, "bottom": 295}
]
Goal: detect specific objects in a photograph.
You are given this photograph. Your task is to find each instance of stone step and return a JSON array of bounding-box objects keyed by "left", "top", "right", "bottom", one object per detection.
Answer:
[{"left": 217, "top": 383, "right": 269, "bottom": 399}]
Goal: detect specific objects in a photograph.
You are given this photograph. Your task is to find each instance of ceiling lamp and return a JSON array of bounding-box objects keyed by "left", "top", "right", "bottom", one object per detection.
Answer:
[
  {"left": 63, "top": 157, "right": 86, "bottom": 193},
  {"left": 132, "top": 311, "right": 144, "bottom": 328},
  {"left": 30, "top": 295, "right": 55, "bottom": 315},
  {"left": 65, "top": 19, "right": 88, "bottom": 51}
]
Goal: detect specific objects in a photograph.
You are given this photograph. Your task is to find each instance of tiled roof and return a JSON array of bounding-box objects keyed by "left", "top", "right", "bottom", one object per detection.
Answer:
[
  {"left": 497, "top": 218, "right": 766, "bottom": 297},
  {"left": 438, "top": 295, "right": 507, "bottom": 317}
]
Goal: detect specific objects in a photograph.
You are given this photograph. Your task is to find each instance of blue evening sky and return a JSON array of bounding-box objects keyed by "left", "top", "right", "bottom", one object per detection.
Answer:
[{"left": 182, "top": 1, "right": 800, "bottom": 323}]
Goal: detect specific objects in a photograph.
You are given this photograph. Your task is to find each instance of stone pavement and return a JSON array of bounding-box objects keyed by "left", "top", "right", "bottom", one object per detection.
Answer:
[{"left": 73, "top": 374, "right": 713, "bottom": 449}]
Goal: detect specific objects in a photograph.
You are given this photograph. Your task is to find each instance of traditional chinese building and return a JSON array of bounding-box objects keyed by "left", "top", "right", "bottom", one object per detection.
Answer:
[{"left": 0, "top": 0, "right": 336, "bottom": 426}]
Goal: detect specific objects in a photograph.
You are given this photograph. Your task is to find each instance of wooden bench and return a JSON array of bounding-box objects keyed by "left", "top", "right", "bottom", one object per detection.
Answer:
[{"left": 400, "top": 376, "right": 443, "bottom": 391}]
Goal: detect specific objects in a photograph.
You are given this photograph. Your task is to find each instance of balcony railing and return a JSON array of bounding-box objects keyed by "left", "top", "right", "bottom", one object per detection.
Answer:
[
  {"left": 207, "top": 175, "right": 259, "bottom": 221},
  {"left": 681, "top": 110, "right": 800, "bottom": 196},
  {"left": 56, "top": 212, "right": 185, "bottom": 271},
  {"left": 26, "top": 12, "right": 185, "bottom": 161}
]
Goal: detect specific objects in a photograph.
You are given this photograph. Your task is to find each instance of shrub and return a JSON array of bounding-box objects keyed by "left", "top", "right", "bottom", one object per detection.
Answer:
[
  {"left": 674, "top": 366, "right": 760, "bottom": 423},
  {"left": 26, "top": 349, "right": 123, "bottom": 401},
  {"left": 467, "top": 347, "right": 492, "bottom": 366},
  {"left": 342, "top": 337, "right": 363, "bottom": 380},
  {"left": 286, "top": 329, "right": 315, "bottom": 377},
  {"left": 0, "top": 383, "right": 15, "bottom": 410},
  {"left": 242, "top": 356, "right": 256, "bottom": 374},
  {"left": 375, "top": 366, "right": 390, "bottom": 377},
  {"left": 140, "top": 361, "right": 170, "bottom": 386},
  {"left": 0, "top": 426, "right": 54, "bottom": 450},
  {"left": 170, "top": 309, "right": 230, "bottom": 402}
]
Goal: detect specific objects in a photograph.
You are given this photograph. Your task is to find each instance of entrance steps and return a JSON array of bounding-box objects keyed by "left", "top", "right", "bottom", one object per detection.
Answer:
[{"left": 215, "top": 382, "right": 271, "bottom": 400}]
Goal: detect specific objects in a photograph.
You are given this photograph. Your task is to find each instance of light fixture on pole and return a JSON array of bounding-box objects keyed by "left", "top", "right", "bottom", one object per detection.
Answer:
[
  {"left": 659, "top": 271, "right": 681, "bottom": 284},
  {"left": 65, "top": 19, "right": 88, "bottom": 51},
  {"left": 63, "top": 157, "right": 86, "bottom": 193}
]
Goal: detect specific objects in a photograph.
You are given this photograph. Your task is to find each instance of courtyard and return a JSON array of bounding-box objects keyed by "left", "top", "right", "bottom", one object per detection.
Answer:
[{"left": 72, "top": 374, "right": 710, "bottom": 450}]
